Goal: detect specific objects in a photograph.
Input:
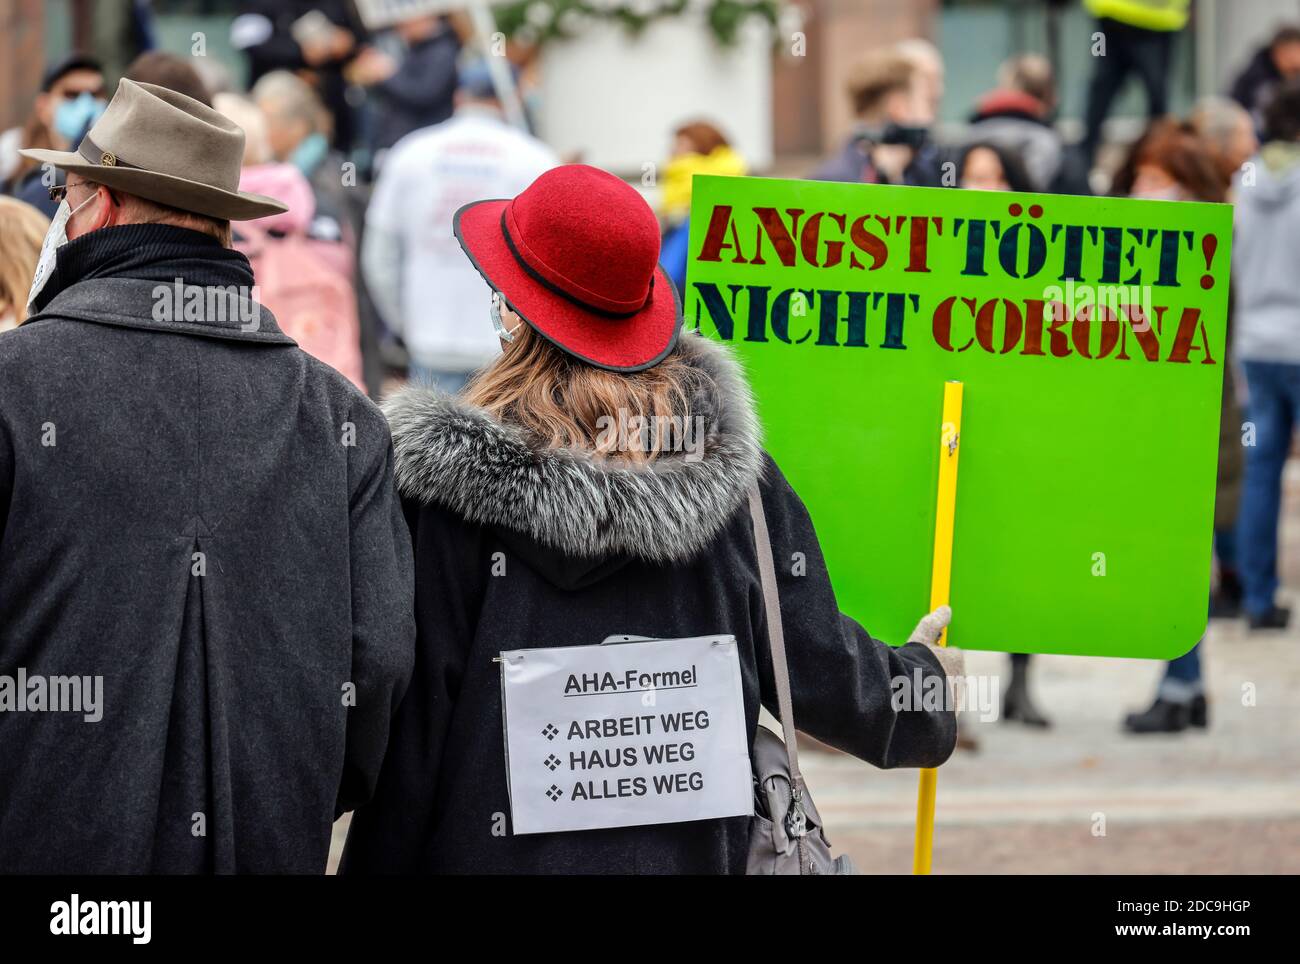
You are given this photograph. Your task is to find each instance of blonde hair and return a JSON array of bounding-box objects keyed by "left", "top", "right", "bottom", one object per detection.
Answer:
[
  {"left": 252, "top": 70, "right": 331, "bottom": 141},
  {"left": 846, "top": 50, "right": 918, "bottom": 118},
  {"left": 213, "top": 92, "right": 272, "bottom": 166},
  {"left": 0, "top": 197, "right": 51, "bottom": 325},
  {"left": 463, "top": 322, "right": 708, "bottom": 463}
]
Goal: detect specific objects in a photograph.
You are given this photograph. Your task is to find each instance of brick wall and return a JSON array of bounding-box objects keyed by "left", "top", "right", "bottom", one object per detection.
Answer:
[{"left": 0, "top": 0, "right": 47, "bottom": 132}]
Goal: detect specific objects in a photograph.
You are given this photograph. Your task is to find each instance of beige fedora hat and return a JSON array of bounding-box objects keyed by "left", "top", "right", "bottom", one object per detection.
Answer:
[{"left": 19, "top": 78, "right": 287, "bottom": 221}]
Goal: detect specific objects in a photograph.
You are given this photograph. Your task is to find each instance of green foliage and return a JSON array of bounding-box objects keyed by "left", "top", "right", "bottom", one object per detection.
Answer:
[{"left": 491, "top": 1, "right": 782, "bottom": 49}]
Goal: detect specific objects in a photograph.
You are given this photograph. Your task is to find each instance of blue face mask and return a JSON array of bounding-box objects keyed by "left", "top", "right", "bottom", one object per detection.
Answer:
[
  {"left": 54, "top": 92, "right": 106, "bottom": 143},
  {"left": 290, "top": 133, "right": 329, "bottom": 176}
]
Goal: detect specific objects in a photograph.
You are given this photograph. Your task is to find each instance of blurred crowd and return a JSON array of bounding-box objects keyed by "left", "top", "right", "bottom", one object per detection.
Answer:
[{"left": 2, "top": 2, "right": 1299, "bottom": 742}]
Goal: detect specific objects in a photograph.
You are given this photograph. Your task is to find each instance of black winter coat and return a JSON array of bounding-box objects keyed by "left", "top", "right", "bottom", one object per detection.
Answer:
[
  {"left": 0, "top": 225, "right": 415, "bottom": 873},
  {"left": 342, "top": 333, "right": 956, "bottom": 874}
]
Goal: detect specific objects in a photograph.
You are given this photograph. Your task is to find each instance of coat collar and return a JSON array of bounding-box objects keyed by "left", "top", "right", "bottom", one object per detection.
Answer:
[
  {"left": 24, "top": 223, "right": 294, "bottom": 345},
  {"left": 27, "top": 276, "right": 295, "bottom": 345},
  {"left": 383, "top": 333, "right": 765, "bottom": 564}
]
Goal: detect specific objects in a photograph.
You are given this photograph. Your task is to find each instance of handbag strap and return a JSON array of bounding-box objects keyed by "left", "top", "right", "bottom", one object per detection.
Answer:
[{"left": 747, "top": 485, "right": 805, "bottom": 800}]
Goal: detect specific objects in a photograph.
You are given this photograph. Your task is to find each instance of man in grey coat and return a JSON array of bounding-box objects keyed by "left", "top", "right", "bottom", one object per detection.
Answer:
[{"left": 0, "top": 79, "right": 415, "bottom": 872}]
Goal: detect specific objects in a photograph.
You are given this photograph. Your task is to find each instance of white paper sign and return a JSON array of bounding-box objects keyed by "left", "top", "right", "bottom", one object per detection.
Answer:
[{"left": 500, "top": 635, "right": 753, "bottom": 836}]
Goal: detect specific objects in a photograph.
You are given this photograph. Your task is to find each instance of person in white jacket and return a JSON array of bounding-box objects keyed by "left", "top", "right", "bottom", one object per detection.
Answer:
[{"left": 362, "top": 60, "right": 557, "bottom": 392}]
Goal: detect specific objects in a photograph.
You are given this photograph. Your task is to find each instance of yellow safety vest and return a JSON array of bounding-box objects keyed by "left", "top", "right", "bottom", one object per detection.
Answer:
[{"left": 1084, "top": 0, "right": 1189, "bottom": 31}]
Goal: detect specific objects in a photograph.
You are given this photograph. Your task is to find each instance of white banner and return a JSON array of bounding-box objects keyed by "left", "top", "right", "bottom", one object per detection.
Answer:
[{"left": 500, "top": 635, "right": 753, "bottom": 836}]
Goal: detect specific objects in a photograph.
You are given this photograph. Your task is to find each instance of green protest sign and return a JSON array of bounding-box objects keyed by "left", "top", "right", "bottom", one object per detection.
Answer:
[{"left": 686, "top": 175, "right": 1233, "bottom": 659}]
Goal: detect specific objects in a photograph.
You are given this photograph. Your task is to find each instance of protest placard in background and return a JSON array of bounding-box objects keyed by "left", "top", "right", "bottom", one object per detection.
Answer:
[{"left": 686, "top": 175, "right": 1234, "bottom": 659}]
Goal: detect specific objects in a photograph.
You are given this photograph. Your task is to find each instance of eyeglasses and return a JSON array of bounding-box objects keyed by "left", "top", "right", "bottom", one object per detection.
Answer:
[{"left": 47, "top": 181, "right": 119, "bottom": 207}]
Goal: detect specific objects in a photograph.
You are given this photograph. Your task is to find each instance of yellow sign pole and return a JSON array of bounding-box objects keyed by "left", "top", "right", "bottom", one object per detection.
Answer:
[{"left": 913, "top": 380, "right": 963, "bottom": 875}]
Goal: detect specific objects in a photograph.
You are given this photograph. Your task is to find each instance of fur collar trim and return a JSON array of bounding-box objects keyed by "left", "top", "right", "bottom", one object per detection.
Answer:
[{"left": 383, "top": 333, "right": 764, "bottom": 563}]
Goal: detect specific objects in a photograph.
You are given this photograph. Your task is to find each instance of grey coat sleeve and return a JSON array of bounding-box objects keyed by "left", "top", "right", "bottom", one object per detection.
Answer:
[
  {"left": 336, "top": 409, "right": 417, "bottom": 815},
  {"left": 753, "top": 455, "right": 957, "bottom": 769}
]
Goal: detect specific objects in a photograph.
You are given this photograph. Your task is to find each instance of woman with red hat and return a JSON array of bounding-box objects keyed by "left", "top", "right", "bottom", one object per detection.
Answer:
[{"left": 342, "top": 164, "right": 959, "bottom": 874}]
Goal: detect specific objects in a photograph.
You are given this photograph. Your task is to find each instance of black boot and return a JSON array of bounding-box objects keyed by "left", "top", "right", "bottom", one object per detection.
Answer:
[
  {"left": 1209, "top": 568, "right": 1243, "bottom": 619},
  {"left": 1123, "top": 698, "right": 1190, "bottom": 734},
  {"left": 1002, "top": 654, "right": 1051, "bottom": 727},
  {"left": 1189, "top": 693, "right": 1209, "bottom": 728},
  {"left": 1248, "top": 605, "right": 1291, "bottom": 630}
]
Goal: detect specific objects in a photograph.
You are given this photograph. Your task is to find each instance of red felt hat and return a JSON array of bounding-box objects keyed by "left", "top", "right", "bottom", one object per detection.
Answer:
[{"left": 454, "top": 164, "right": 682, "bottom": 372}]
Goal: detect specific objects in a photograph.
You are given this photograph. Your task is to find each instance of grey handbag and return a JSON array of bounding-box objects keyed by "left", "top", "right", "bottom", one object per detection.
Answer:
[{"left": 746, "top": 486, "right": 856, "bottom": 875}]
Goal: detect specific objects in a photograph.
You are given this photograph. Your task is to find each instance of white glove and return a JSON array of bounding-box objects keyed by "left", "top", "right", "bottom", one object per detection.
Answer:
[{"left": 908, "top": 605, "right": 964, "bottom": 679}]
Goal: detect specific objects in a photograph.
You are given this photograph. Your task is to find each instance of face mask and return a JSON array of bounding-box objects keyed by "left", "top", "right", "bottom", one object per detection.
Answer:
[
  {"left": 53, "top": 92, "right": 106, "bottom": 143},
  {"left": 490, "top": 291, "right": 521, "bottom": 343},
  {"left": 290, "top": 133, "right": 329, "bottom": 176},
  {"left": 26, "top": 193, "right": 96, "bottom": 313}
]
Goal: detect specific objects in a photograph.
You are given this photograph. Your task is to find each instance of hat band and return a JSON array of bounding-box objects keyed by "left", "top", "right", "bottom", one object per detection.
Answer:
[
  {"left": 499, "top": 209, "right": 652, "bottom": 320},
  {"left": 77, "top": 136, "right": 141, "bottom": 171}
]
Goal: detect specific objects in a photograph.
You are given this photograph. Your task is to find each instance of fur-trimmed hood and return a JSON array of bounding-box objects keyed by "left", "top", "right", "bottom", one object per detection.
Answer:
[{"left": 382, "top": 333, "right": 764, "bottom": 569}]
